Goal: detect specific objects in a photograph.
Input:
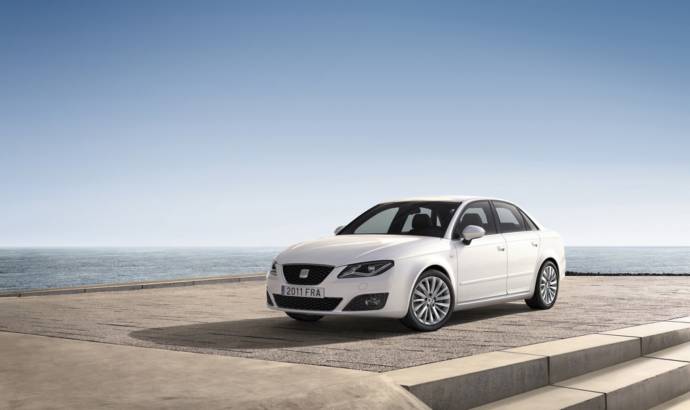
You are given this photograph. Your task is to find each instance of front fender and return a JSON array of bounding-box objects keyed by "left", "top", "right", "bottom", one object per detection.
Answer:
[{"left": 398, "top": 253, "right": 457, "bottom": 313}]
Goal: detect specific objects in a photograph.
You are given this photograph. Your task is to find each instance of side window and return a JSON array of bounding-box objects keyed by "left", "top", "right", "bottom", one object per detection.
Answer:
[
  {"left": 493, "top": 202, "right": 526, "bottom": 233},
  {"left": 354, "top": 207, "right": 399, "bottom": 234},
  {"left": 521, "top": 211, "right": 539, "bottom": 231},
  {"left": 456, "top": 201, "right": 497, "bottom": 235}
]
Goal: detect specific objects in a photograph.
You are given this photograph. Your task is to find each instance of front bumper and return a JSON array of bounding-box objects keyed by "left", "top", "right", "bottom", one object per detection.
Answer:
[{"left": 265, "top": 264, "right": 409, "bottom": 318}]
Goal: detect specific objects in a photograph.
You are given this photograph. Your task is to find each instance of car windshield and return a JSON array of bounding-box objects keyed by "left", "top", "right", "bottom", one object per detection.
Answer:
[{"left": 338, "top": 201, "right": 461, "bottom": 238}]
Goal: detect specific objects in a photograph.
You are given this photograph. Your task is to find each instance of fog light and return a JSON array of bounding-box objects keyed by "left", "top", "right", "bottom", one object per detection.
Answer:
[
  {"left": 343, "top": 293, "right": 389, "bottom": 311},
  {"left": 365, "top": 295, "right": 383, "bottom": 308}
]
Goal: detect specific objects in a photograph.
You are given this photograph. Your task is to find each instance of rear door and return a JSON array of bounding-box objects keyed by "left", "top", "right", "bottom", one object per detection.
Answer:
[
  {"left": 492, "top": 201, "right": 540, "bottom": 295},
  {"left": 454, "top": 201, "right": 507, "bottom": 302}
]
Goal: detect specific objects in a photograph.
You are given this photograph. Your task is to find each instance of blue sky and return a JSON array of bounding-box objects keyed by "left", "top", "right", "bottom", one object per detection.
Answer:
[{"left": 1, "top": 1, "right": 689, "bottom": 246}]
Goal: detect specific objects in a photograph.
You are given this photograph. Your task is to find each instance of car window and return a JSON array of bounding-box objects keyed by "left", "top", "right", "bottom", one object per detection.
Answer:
[
  {"left": 456, "top": 201, "right": 497, "bottom": 235},
  {"left": 401, "top": 207, "right": 435, "bottom": 233},
  {"left": 353, "top": 207, "right": 399, "bottom": 234},
  {"left": 493, "top": 202, "right": 526, "bottom": 233},
  {"left": 340, "top": 201, "right": 460, "bottom": 238},
  {"left": 521, "top": 211, "right": 539, "bottom": 231}
]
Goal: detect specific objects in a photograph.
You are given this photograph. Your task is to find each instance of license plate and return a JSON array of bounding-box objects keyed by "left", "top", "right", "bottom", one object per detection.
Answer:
[{"left": 281, "top": 285, "right": 325, "bottom": 298}]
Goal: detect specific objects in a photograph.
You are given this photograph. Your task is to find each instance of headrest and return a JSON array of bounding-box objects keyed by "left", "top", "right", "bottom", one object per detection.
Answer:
[
  {"left": 461, "top": 213, "right": 484, "bottom": 228},
  {"left": 412, "top": 214, "right": 431, "bottom": 230}
]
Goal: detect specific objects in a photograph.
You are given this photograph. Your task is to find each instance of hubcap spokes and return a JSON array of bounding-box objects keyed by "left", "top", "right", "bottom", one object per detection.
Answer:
[
  {"left": 412, "top": 276, "right": 451, "bottom": 326},
  {"left": 539, "top": 265, "right": 558, "bottom": 305}
]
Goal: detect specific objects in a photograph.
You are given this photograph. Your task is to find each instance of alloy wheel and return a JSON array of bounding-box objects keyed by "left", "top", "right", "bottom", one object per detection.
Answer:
[
  {"left": 539, "top": 265, "right": 558, "bottom": 305},
  {"left": 412, "top": 276, "right": 451, "bottom": 326}
]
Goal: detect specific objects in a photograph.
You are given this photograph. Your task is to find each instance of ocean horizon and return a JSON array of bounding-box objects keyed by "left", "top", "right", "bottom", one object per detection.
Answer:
[{"left": 1, "top": 246, "right": 689, "bottom": 292}]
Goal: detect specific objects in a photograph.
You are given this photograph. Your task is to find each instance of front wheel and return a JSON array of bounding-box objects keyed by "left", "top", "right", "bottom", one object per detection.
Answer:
[
  {"left": 525, "top": 261, "right": 559, "bottom": 309},
  {"left": 401, "top": 269, "right": 455, "bottom": 331},
  {"left": 286, "top": 312, "right": 323, "bottom": 322}
]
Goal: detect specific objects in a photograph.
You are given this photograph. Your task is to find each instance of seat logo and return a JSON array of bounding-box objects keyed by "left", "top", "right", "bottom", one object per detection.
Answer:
[{"left": 299, "top": 268, "right": 310, "bottom": 278}]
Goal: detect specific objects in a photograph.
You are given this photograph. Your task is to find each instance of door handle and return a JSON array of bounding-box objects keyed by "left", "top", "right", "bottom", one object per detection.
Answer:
[
  {"left": 531, "top": 242, "right": 539, "bottom": 247},
  {"left": 497, "top": 245, "right": 506, "bottom": 252}
]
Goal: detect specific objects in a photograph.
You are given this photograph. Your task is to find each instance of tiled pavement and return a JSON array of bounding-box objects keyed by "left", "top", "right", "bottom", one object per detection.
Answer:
[{"left": 1, "top": 276, "right": 689, "bottom": 372}]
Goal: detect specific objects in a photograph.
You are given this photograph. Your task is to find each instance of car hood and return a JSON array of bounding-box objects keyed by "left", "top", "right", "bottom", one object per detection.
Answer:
[{"left": 276, "top": 234, "right": 445, "bottom": 266}]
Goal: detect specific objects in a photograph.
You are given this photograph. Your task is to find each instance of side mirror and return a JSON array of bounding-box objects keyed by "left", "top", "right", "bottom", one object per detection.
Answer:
[
  {"left": 334, "top": 225, "right": 344, "bottom": 235},
  {"left": 461, "top": 225, "right": 485, "bottom": 245}
]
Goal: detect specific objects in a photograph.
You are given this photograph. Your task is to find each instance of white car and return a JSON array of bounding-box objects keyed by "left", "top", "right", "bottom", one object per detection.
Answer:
[{"left": 266, "top": 196, "right": 565, "bottom": 331}]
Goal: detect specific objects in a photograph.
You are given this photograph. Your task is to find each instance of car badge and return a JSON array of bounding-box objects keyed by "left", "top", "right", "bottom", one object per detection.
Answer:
[{"left": 299, "top": 269, "right": 310, "bottom": 278}]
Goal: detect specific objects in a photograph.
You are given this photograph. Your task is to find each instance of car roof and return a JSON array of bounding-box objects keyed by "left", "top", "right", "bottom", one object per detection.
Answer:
[{"left": 385, "top": 195, "right": 503, "bottom": 203}]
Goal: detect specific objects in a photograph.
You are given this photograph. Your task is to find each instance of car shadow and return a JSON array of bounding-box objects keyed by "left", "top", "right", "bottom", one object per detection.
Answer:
[{"left": 129, "top": 302, "right": 531, "bottom": 350}]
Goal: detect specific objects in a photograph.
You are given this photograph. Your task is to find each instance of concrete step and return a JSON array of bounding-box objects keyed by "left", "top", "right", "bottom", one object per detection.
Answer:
[
  {"left": 474, "top": 353, "right": 690, "bottom": 410},
  {"left": 648, "top": 340, "right": 690, "bottom": 363},
  {"left": 472, "top": 386, "right": 604, "bottom": 410},
  {"left": 602, "top": 321, "right": 690, "bottom": 354},
  {"left": 386, "top": 351, "right": 548, "bottom": 410},
  {"left": 651, "top": 392, "right": 690, "bottom": 410},
  {"left": 387, "top": 321, "right": 690, "bottom": 410},
  {"left": 554, "top": 357, "right": 690, "bottom": 410},
  {"left": 507, "top": 333, "right": 640, "bottom": 383}
]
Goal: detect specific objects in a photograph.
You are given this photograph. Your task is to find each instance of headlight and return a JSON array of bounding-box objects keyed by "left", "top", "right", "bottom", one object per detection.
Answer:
[
  {"left": 338, "top": 260, "right": 394, "bottom": 279},
  {"left": 268, "top": 261, "right": 278, "bottom": 276}
]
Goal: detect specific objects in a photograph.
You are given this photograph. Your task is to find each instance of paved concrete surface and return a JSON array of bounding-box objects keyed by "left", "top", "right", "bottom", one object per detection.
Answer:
[
  {"left": 1, "top": 276, "right": 690, "bottom": 372},
  {"left": 0, "top": 331, "right": 428, "bottom": 410}
]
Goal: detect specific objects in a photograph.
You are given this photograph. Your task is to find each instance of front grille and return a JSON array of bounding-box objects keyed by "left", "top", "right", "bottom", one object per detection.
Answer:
[
  {"left": 282, "top": 264, "right": 334, "bottom": 285},
  {"left": 273, "top": 294, "right": 342, "bottom": 311}
]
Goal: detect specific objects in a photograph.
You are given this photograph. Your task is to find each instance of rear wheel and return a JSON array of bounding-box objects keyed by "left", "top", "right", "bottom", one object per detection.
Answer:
[
  {"left": 525, "top": 261, "right": 559, "bottom": 309},
  {"left": 401, "top": 269, "right": 454, "bottom": 331},
  {"left": 286, "top": 312, "right": 323, "bottom": 322}
]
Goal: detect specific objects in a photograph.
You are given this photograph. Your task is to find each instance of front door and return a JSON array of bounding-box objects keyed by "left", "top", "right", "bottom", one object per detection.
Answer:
[{"left": 454, "top": 201, "right": 508, "bottom": 302}]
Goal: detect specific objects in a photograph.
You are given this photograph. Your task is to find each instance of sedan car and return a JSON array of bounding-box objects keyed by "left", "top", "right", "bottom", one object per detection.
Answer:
[{"left": 266, "top": 196, "right": 565, "bottom": 331}]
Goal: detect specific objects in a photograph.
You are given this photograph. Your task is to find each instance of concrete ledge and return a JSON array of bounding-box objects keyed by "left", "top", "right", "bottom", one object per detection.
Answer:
[
  {"left": 507, "top": 333, "right": 641, "bottom": 383},
  {"left": 0, "top": 273, "right": 265, "bottom": 297},
  {"left": 651, "top": 391, "right": 690, "bottom": 410},
  {"left": 473, "top": 385, "right": 605, "bottom": 410},
  {"left": 386, "top": 351, "right": 548, "bottom": 410},
  {"left": 647, "top": 341, "right": 690, "bottom": 363},
  {"left": 555, "top": 357, "right": 690, "bottom": 410},
  {"left": 602, "top": 322, "right": 690, "bottom": 354},
  {"left": 671, "top": 316, "right": 690, "bottom": 323}
]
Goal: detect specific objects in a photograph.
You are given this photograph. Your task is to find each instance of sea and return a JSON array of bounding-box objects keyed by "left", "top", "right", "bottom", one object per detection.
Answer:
[{"left": 0, "top": 247, "right": 689, "bottom": 292}]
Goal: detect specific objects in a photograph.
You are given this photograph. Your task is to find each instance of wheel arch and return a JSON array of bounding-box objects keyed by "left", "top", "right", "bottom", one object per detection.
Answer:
[
  {"left": 403, "top": 259, "right": 457, "bottom": 314},
  {"left": 527, "top": 256, "right": 561, "bottom": 299}
]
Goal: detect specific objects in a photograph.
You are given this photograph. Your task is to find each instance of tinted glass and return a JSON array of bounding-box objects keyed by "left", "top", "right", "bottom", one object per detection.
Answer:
[
  {"left": 339, "top": 201, "right": 460, "bottom": 238},
  {"left": 353, "top": 207, "right": 399, "bottom": 234},
  {"left": 456, "top": 201, "right": 497, "bottom": 235},
  {"left": 494, "top": 202, "right": 526, "bottom": 233},
  {"left": 521, "top": 211, "right": 539, "bottom": 231}
]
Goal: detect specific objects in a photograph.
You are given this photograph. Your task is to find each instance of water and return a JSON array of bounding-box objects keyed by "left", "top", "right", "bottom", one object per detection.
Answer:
[
  {"left": 565, "top": 247, "right": 690, "bottom": 274},
  {"left": 0, "top": 247, "right": 280, "bottom": 292},
  {"left": 0, "top": 246, "right": 689, "bottom": 292}
]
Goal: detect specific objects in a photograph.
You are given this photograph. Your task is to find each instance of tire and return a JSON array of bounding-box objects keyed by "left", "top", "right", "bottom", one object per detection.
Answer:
[
  {"left": 286, "top": 312, "right": 323, "bottom": 322},
  {"left": 401, "top": 269, "right": 455, "bottom": 331},
  {"left": 525, "top": 261, "right": 559, "bottom": 309}
]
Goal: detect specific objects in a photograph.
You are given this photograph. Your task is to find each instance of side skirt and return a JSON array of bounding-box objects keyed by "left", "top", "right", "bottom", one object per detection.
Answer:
[{"left": 453, "top": 292, "right": 532, "bottom": 311}]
